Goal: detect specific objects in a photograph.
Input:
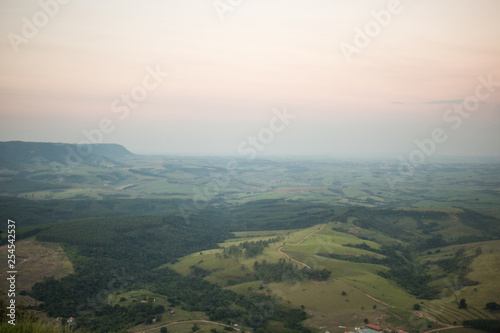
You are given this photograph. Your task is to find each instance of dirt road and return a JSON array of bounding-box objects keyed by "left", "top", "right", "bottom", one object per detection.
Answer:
[{"left": 277, "top": 223, "right": 395, "bottom": 308}]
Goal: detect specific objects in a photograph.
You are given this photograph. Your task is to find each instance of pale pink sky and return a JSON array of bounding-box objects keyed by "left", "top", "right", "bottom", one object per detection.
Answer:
[{"left": 0, "top": 0, "right": 499, "bottom": 156}]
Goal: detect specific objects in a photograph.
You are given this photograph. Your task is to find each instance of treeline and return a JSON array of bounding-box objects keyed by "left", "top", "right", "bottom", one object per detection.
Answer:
[
  {"left": 329, "top": 207, "right": 500, "bottom": 299},
  {"left": 29, "top": 214, "right": 313, "bottom": 332},
  {"left": 221, "top": 236, "right": 284, "bottom": 259},
  {"left": 35, "top": 215, "right": 228, "bottom": 267},
  {"left": 253, "top": 258, "right": 331, "bottom": 283},
  {"left": 318, "top": 253, "right": 385, "bottom": 265},
  {"left": 378, "top": 264, "right": 435, "bottom": 299},
  {"left": 143, "top": 267, "right": 312, "bottom": 331},
  {"left": 463, "top": 319, "right": 500, "bottom": 332},
  {"left": 343, "top": 207, "right": 448, "bottom": 242},
  {"left": 458, "top": 209, "right": 500, "bottom": 237},
  {"left": 30, "top": 214, "right": 230, "bottom": 331},
  {"left": 227, "top": 199, "right": 341, "bottom": 230},
  {"left": 321, "top": 241, "right": 437, "bottom": 299},
  {"left": 338, "top": 207, "right": 498, "bottom": 250},
  {"left": 0, "top": 196, "right": 199, "bottom": 233}
]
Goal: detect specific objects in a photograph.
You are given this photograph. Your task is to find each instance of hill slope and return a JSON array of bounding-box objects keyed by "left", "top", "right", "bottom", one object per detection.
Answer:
[{"left": 0, "top": 141, "right": 133, "bottom": 169}]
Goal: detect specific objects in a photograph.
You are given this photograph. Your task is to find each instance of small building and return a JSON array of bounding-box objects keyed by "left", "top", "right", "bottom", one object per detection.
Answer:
[{"left": 361, "top": 324, "right": 382, "bottom": 333}]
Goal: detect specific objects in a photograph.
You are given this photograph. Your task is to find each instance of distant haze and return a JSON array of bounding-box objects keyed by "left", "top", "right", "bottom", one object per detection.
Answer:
[{"left": 0, "top": 0, "right": 499, "bottom": 157}]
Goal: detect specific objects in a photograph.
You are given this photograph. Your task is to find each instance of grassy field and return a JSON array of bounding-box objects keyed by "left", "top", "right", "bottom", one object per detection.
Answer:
[
  {"left": 165, "top": 216, "right": 500, "bottom": 332},
  {"left": 419, "top": 301, "right": 499, "bottom": 325},
  {"left": 459, "top": 253, "right": 500, "bottom": 308},
  {"left": 115, "top": 290, "right": 228, "bottom": 333},
  {"left": 168, "top": 224, "right": 422, "bottom": 332},
  {"left": 0, "top": 238, "right": 73, "bottom": 292},
  {"left": 130, "top": 321, "right": 240, "bottom": 333},
  {"left": 420, "top": 240, "right": 500, "bottom": 313},
  {"left": 281, "top": 224, "right": 384, "bottom": 258},
  {"left": 267, "top": 280, "right": 384, "bottom": 329}
]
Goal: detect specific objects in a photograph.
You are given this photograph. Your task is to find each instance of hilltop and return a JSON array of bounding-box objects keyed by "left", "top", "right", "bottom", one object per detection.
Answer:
[{"left": 0, "top": 141, "right": 133, "bottom": 169}]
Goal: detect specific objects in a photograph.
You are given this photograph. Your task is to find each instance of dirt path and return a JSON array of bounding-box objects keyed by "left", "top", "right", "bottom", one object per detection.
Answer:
[
  {"left": 137, "top": 319, "right": 249, "bottom": 333},
  {"left": 422, "top": 324, "right": 463, "bottom": 333},
  {"left": 275, "top": 224, "right": 469, "bottom": 331},
  {"left": 277, "top": 223, "right": 396, "bottom": 308},
  {"left": 413, "top": 310, "right": 465, "bottom": 331},
  {"left": 332, "top": 278, "right": 395, "bottom": 308},
  {"left": 295, "top": 224, "right": 326, "bottom": 245},
  {"left": 277, "top": 224, "right": 326, "bottom": 269}
]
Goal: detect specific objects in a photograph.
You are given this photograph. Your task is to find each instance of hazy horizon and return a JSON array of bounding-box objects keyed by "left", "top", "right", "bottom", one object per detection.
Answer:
[{"left": 1, "top": 0, "right": 499, "bottom": 157}]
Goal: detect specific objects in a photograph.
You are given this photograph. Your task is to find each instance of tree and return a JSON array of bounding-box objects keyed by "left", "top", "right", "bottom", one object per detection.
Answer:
[
  {"left": 160, "top": 327, "right": 168, "bottom": 333},
  {"left": 413, "top": 303, "right": 422, "bottom": 311},
  {"left": 486, "top": 302, "right": 500, "bottom": 311},
  {"left": 364, "top": 318, "right": 369, "bottom": 324},
  {"left": 373, "top": 305, "right": 377, "bottom": 310},
  {"left": 155, "top": 304, "right": 166, "bottom": 314},
  {"left": 341, "top": 291, "right": 347, "bottom": 296},
  {"left": 459, "top": 298, "right": 468, "bottom": 309}
]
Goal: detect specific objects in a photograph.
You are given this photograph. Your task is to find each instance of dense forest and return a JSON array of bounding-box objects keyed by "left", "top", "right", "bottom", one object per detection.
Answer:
[
  {"left": 462, "top": 319, "right": 500, "bottom": 332},
  {"left": 21, "top": 213, "right": 313, "bottom": 332}
]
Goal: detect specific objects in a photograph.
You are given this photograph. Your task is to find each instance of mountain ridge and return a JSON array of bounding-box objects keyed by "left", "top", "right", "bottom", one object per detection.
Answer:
[{"left": 0, "top": 141, "right": 133, "bottom": 169}]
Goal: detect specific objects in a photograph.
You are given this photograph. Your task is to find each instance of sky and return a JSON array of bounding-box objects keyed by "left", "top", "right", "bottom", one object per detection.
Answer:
[{"left": 0, "top": 0, "right": 499, "bottom": 156}]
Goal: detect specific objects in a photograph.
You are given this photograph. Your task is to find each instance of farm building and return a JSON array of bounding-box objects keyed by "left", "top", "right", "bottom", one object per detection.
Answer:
[{"left": 361, "top": 324, "right": 382, "bottom": 333}]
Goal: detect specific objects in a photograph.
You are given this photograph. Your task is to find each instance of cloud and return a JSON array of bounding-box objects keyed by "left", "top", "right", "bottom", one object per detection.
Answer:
[{"left": 424, "top": 99, "right": 463, "bottom": 104}]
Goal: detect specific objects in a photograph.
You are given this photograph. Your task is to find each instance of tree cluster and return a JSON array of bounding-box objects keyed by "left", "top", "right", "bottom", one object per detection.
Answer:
[
  {"left": 253, "top": 258, "right": 331, "bottom": 284},
  {"left": 222, "top": 236, "right": 284, "bottom": 259}
]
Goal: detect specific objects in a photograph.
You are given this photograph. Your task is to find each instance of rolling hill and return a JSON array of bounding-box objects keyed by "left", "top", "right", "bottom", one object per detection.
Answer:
[{"left": 0, "top": 141, "right": 133, "bottom": 169}]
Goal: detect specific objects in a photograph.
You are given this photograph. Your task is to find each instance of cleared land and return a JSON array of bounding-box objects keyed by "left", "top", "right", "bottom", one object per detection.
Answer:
[{"left": 0, "top": 238, "right": 73, "bottom": 292}]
